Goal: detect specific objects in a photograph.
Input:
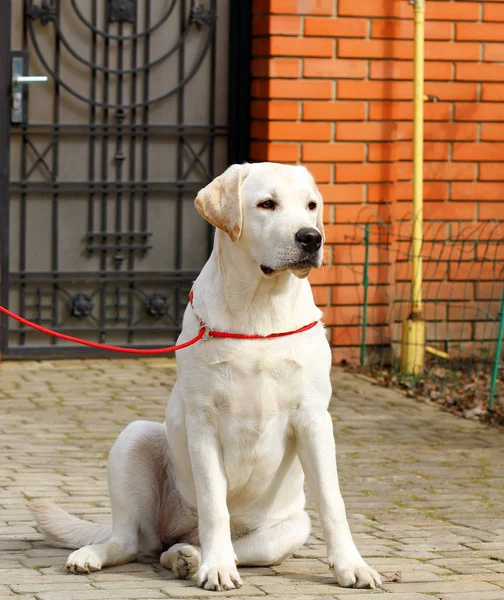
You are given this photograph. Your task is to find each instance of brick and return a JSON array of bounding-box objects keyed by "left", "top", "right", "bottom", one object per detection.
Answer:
[
  {"left": 369, "top": 101, "right": 451, "bottom": 121},
  {"left": 424, "top": 281, "right": 474, "bottom": 301},
  {"left": 481, "top": 124, "right": 504, "bottom": 141},
  {"left": 269, "top": 121, "right": 333, "bottom": 141},
  {"left": 424, "top": 81, "right": 478, "bottom": 101},
  {"left": 456, "top": 22, "right": 504, "bottom": 42},
  {"left": 479, "top": 163, "right": 504, "bottom": 181},
  {"left": 480, "top": 202, "right": 504, "bottom": 220},
  {"left": 253, "top": 79, "right": 333, "bottom": 99},
  {"left": 371, "top": 19, "right": 453, "bottom": 41},
  {"left": 396, "top": 122, "right": 478, "bottom": 142},
  {"left": 269, "top": 0, "right": 334, "bottom": 15},
  {"left": 455, "top": 103, "right": 504, "bottom": 122},
  {"left": 335, "top": 163, "right": 397, "bottom": 184},
  {"left": 250, "top": 100, "right": 299, "bottom": 120},
  {"left": 452, "top": 182, "right": 504, "bottom": 201},
  {"left": 305, "top": 17, "right": 367, "bottom": 38},
  {"left": 337, "top": 0, "right": 411, "bottom": 18},
  {"left": 250, "top": 141, "right": 299, "bottom": 162},
  {"left": 394, "top": 182, "right": 449, "bottom": 201},
  {"left": 338, "top": 80, "right": 412, "bottom": 100},
  {"left": 457, "top": 63, "right": 504, "bottom": 82},
  {"left": 452, "top": 221, "right": 503, "bottom": 240},
  {"left": 335, "top": 203, "right": 394, "bottom": 224},
  {"left": 396, "top": 261, "right": 447, "bottom": 281},
  {"left": 370, "top": 60, "right": 452, "bottom": 81},
  {"left": 484, "top": 43, "right": 504, "bottom": 62},
  {"left": 476, "top": 244, "right": 504, "bottom": 260},
  {"left": 303, "top": 162, "right": 332, "bottom": 183},
  {"left": 304, "top": 58, "right": 367, "bottom": 79},
  {"left": 484, "top": 3, "right": 504, "bottom": 22},
  {"left": 449, "top": 262, "right": 500, "bottom": 281},
  {"left": 337, "top": 122, "right": 397, "bottom": 141},
  {"left": 332, "top": 346, "right": 361, "bottom": 363},
  {"left": 312, "top": 285, "right": 330, "bottom": 305},
  {"left": 317, "top": 184, "right": 365, "bottom": 204},
  {"left": 339, "top": 39, "right": 414, "bottom": 60},
  {"left": 332, "top": 324, "right": 390, "bottom": 347},
  {"left": 251, "top": 58, "right": 301, "bottom": 78},
  {"left": 428, "top": 2, "right": 480, "bottom": 22},
  {"left": 385, "top": 141, "right": 449, "bottom": 162},
  {"left": 324, "top": 224, "right": 365, "bottom": 243},
  {"left": 425, "top": 41, "right": 479, "bottom": 61},
  {"left": 254, "top": 36, "right": 334, "bottom": 57},
  {"left": 302, "top": 143, "right": 365, "bottom": 162},
  {"left": 303, "top": 101, "right": 365, "bottom": 121},
  {"left": 252, "top": 15, "right": 302, "bottom": 35},
  {"left": 453, "top": 142, "right": 504, "bottom": 161},
  {"left": 482, "top": 83, "right": 502, "bottom": 101},
  {"left": 422, "top": 162, "right": 477, "bottom": 181},
  {"left": 477, "top": 282, "right": 504, "bottom": 300},
  {"left": 423, "top": 202, "right": 477, "bottom": 221}
]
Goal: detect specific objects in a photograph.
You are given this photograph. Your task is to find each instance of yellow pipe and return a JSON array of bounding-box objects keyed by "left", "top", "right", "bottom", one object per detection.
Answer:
[
  {"left": 412, "top": 0, "right": 425, "bottom": 317},
  {"left": 400, "top": 0, "right": 426, "bottom": 375}
]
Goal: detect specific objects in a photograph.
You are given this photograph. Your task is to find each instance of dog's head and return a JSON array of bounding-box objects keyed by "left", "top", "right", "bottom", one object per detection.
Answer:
[{"left": 195, "top": 162, "right": 324, "bottom": 278}]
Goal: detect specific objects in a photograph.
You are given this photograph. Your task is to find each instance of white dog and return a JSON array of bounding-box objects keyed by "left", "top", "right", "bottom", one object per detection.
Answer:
[{"left": 30, "top": 162, "right": 381, "bottom": 590}]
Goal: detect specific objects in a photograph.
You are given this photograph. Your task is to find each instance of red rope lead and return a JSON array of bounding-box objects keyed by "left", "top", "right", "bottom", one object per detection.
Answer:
[
  {"left": 0, "top": 297, "right": 319, "bottom": 354},
  {"left": 0, "top": 305, "right": 205, "bottom": 354}
]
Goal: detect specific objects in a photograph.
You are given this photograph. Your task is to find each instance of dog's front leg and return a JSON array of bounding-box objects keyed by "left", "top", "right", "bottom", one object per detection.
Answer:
[
  {"left": 294, "top": 407, "right": 381, "bottom": 589},
  {"left": 186, "top": 414, "right": 242, "bottom": 592}
]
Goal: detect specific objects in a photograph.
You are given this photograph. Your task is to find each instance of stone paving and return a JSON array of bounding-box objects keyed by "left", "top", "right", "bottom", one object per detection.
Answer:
[{"left": 1, "top": 358, "right": 504, "bottom": 600}]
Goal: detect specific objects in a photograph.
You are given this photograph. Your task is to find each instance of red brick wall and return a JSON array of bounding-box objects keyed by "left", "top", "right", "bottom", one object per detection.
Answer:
[{"left": 250, "top": 0, "right": 504, "bottom": 363}]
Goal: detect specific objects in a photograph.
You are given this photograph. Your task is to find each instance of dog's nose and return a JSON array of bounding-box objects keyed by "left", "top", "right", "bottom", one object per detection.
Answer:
[{"left": 295, "top": 227, "right": 322, "bottom": 253}]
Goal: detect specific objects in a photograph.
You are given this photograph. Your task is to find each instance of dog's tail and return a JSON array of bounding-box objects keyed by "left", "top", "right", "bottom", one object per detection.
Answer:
[{"left": 29, "top": 500, "right": 112, "bottom": 549}]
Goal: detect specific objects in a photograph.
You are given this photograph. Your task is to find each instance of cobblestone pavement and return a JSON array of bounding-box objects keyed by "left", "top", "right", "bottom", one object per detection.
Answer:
[{"left": 1, "top": 359, "right": 504, "bottom": 600}]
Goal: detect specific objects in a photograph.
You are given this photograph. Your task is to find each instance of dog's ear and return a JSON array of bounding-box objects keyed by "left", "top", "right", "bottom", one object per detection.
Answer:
[{"left": 195, "top": 163, "right": 250, "bottom": 242}]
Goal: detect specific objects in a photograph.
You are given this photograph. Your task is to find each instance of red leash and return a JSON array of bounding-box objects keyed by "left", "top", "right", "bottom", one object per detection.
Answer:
[{"left": 0, "top": 293, "right": 319, "bottom": 355}]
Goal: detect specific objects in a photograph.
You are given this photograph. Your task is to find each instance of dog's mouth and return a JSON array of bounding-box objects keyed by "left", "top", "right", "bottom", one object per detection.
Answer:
[{"left": 260, "top": 259, "right": 318, "bottom": 277}]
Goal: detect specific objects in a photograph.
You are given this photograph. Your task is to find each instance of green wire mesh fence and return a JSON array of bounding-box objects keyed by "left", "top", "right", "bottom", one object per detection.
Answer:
[{"left": 335, "top": 205, "right": 504, "bottom": 423}]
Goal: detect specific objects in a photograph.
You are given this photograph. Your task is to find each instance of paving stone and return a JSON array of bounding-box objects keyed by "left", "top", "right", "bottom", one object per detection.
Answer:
[{"left": 1, "top": 361, "right": 503, "bottom": 600}]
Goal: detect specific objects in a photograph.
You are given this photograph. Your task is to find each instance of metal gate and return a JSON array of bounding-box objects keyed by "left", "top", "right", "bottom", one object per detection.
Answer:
[{"left": 0, "top": 0, "right": 250, "bottom": 358}]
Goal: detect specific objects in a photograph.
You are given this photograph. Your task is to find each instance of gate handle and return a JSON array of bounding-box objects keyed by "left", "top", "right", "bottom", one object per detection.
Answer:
[{"left": 12, "top": 75, "right": 48, "bottom": 84}]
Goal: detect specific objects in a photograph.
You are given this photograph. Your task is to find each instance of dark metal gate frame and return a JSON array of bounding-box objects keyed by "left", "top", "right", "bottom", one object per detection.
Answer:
[{"left": 0, "top": 0, "right": 251, "bottom": 359}]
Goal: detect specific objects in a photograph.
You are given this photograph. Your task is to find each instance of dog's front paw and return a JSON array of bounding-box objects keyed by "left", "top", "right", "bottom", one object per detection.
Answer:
[
  {"left": 331, "top": 558, "right": 381, "bottom": 589},
  {"left": 197, "top": 562, "right": 242, "bottom": 591},
  {"left": 66, "top": 547, "right": 103, "bottom": 573}
]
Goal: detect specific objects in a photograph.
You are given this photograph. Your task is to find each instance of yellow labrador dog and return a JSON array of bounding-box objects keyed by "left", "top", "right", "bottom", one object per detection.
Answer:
[{"left": 31, "top": 163, "right": 381, "bottom": 590}]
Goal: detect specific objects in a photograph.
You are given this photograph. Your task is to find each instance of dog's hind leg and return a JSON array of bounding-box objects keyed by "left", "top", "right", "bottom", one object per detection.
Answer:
[
  {"left": 66, "top": 420, "right": 165, "bottom": 573},
  {"left": 160, "top": 543, "right": 201, "bottom": 580},
  {"left": 233, "top": 511, "right": 311, "bottom": 567}
]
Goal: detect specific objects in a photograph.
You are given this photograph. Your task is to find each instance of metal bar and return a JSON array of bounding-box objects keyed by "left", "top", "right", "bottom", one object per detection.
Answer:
[
  {"left": 51, "top": 0, "right": 62, "bottom": 344},
  {"left": 489, "top": 295, "right": 504, "bottom": 411},
  {"left": 0, "top": 0, "right": 11, "bottom": 355},
  {"left": 361, "top": 224, "right": 370, "bottom": 368},
  {"left": 10, "top": 123, "right": 229, "bottom": 133},
  {"left": 115, "top": 21, "right": 124, "bottom": 276},
  {"left": 128, "top": 10, "right": 138, "bottom": 344},
  {"left": 141, "top": 0, "right": 150, "bottom": 243},
  {"left": 19, "top": 0, "right": 30, "bottom": 346},
  {"left": 175, "top": 0, "right": 186, "bottom": 329},
  {"left": 87, "top": 0, "right": 98, "bottom": 253},
  {"left": 207, "top": 0, "right": 217, "bottom": 255},
  {"left": 100, "top": 4, "right": 111, "bottom": 342}
]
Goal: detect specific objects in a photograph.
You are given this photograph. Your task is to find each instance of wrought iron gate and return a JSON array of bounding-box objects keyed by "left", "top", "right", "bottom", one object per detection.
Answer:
[{"left": 0, "top": 0, "right": 250, "bottom": 358}]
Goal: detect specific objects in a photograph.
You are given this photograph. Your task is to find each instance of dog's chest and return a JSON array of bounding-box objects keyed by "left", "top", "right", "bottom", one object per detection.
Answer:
[{"left": 208, "top": 347, "right": 303, "bottom": 433}]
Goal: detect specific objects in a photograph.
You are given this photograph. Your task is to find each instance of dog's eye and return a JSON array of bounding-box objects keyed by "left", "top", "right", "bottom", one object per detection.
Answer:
[
  {"left": 258, "top": 199, "right": 276, "bottom": 210},
  {"left": 308, "top": 201, "right": 317, "bottom": 211}
]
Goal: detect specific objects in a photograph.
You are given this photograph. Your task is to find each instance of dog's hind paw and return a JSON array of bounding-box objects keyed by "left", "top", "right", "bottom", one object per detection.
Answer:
[{"left": 160, "top": 543, "right": 201, "bottom": 580}]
